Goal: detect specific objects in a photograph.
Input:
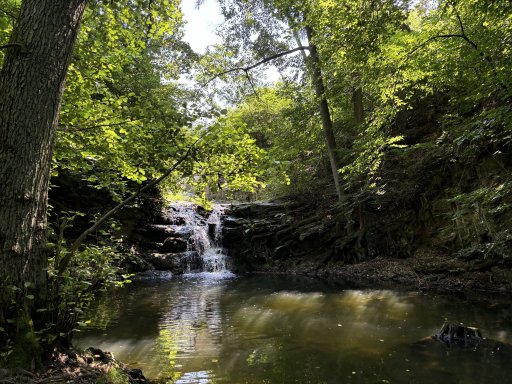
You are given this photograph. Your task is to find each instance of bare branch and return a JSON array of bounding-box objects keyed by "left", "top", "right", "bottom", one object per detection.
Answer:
[
  {"left": 406, "top": 34, "right": 468, "bottom": 57},
  {"left": 205, "top": 46, "right": 311, "bottom": 85},
  {"left": 406, "top": 33, "right": 490, "bottom": 67},
  {"left": 58, "top": 119, "right": 144, "bottom": 132},
  {"left": 243, "top": 69, "right": 260, "bottom": 98},
  {"left": 454, "top": 11, "right": 466, "bottom": 37}
]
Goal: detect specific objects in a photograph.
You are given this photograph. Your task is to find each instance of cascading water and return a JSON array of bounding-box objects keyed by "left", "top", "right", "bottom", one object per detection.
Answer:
[{"left": 167, "top": 202, "right": 230, "bottom": 274}]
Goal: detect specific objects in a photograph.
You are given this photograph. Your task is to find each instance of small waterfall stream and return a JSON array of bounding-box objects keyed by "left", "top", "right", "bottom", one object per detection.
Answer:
[{"left": 166, "top": 203, "right": 230, "bottom": 274}]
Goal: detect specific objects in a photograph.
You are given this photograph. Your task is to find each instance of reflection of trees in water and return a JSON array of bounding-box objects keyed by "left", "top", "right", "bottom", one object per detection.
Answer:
[
  {"left": 153, "top": 278, "right": 228, "bottom": 381},
  {"left": 79, "top": 276, "right": 512, "bottom": 383},
  {"left": 215, "top": 287, "right": 512, "bottom": 384}
]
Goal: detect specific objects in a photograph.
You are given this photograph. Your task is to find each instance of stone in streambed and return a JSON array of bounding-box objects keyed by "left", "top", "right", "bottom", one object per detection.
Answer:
[
  {"left": 146, "top": 251, "right": 201, "bottom": 273},
  {"left": 160, "top": 236, "right": 188, "bottom": 253}
]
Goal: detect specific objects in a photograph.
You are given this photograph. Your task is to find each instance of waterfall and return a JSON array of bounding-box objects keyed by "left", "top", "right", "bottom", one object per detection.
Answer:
[{"left": 167, "top": 202, "right": 230, "bottom": 274}]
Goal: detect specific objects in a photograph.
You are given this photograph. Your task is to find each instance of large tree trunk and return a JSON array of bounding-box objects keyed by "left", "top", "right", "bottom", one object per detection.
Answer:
[
  {"left": 305, "top": 26, "right": 343, "bottom": 202},
  {"left": 0, "top": 0, "right": 87, "bottom": 331}
]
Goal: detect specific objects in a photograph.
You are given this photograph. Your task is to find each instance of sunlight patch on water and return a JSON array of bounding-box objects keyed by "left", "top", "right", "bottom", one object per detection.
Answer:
[
  {"left": 334, "top": 290, "right": 414, "bottom": 321},
  {"left": 265, "top": 291, "right": 325, "bottom": 313},
  {"left": 232, "top": 289, "right": 419, "bottom": 357}
]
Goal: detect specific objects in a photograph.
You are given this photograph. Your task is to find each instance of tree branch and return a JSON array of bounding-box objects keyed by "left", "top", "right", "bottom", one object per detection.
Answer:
[
  {"left": 454, "top": 10, "right": 466, "bottom": 37},
  {"left": 0, "top": 43, "right": 27, "bottom": 53},
  {"left": 243, "top": 69, "right": 260, "bottom": 98},
  {"left": 0, "top": 7, "right": 17, "bottom": 20},
  {"left": 205, "top": 46, "right": 310, "bottom": 85},
  {"left": 58, "top": 119, "right": 144, "bottom": 132},
  {"left": 406, "top": 34, "right": 468, "bottom": 57},
  {"left": 56, "top": 137, "right": 203, "bottom": 276}
]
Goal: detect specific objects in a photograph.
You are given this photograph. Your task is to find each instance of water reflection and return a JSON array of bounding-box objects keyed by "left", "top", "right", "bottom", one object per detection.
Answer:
[{"left": 76, "top": 275, "right": 512, "bottom": 383}]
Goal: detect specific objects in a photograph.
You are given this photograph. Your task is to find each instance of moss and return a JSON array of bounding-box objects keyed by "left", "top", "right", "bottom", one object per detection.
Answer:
[
  {"left": 98, "top": 366, "right": 131, "bottom": 384},
  {"left": 5, "top": 305, "right": 43, "bottom": 369}
]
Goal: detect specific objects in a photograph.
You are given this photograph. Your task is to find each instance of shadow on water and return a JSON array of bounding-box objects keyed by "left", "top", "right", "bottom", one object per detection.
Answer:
[{"left": 75, "top": 274, "right": 512, "bottom": 383}]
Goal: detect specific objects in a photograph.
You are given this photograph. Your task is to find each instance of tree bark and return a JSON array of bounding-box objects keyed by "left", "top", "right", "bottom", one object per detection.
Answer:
[
  {"left": 305, "top": 26, "right": 343, "bottom": 202},
  {"left": 0, "top": 0, "right": 87, "bottom": 324},
  {"left": 353, "top": 86, "right": 364, "bottom": 124}
]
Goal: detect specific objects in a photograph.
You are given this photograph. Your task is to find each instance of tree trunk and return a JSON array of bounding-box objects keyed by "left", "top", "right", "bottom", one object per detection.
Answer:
[
  {"left": 305, "top": 26, "right": 343, "bottom": 202},
  {"left": 353, "top": 86, "right": 364, "bottom": 124},
  {"left": 0, "top": 0, "right": 87, "bottom": 330}
]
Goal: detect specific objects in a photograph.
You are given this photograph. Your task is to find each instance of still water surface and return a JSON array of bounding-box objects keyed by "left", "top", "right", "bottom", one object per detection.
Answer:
[{"left": 76, "top": 274, "right": 512, "bottom": 383}]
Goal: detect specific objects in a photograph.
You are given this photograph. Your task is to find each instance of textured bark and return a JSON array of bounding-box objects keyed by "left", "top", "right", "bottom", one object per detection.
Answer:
[
  {"left": 0, "top": 0, "right": 87, "bottom": 321},
  {"left": 305, "top": 26, "right": 343, "bottom": 202},
  {"left": 353, "top": 86, "right": 364, "bottom": 124}
]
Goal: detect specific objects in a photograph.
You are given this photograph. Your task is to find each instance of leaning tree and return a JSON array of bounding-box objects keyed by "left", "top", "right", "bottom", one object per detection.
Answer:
[{"left": 0, "top": 0, "right": 87, "bottom": 362}]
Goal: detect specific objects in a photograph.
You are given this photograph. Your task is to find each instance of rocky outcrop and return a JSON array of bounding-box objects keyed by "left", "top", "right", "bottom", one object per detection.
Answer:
[
  {"left": 222, "top": 201, "right": 347, "bottom": 274},
  {"left": 127, "top": 203, "right": 228, "bottom": 274},
  {"left": 221, "top": 200, "right": 512, "bottom": 293},
  {"left": 128, "top": 204, "right": 206, "bottom": 274}
]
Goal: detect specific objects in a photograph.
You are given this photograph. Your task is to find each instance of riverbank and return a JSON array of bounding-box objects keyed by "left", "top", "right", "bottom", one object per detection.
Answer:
[
  {"left": 220, "top": 200, "right": 512, "bottom": 296},
  {"left": 0, "top": 349, "right": 150, "bottom": 384},
  {"left": 295, "top": 252, "right": 511, "bottom": 295}
]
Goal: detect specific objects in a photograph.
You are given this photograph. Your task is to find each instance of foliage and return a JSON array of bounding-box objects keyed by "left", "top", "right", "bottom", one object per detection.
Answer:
[
  {"left": 225, "top": 85, "right": 325, "bottom": 197},
  {"left": 184, "top": 114, "right": 271, "bottom": 201},
  {"left": 0, "top": 0, "right": 18, "bottom": 59},
  {"left": 42, "top": 238, "right": 130, "bottom": 351},
  {"left": 55, "top": 0, "right": 192, "bottom": 195},
  {"left": 49, "top": 0, "right": 275, "bottom": 202},
  {"left": 2, "top": 0, "right": 512, "bottom": 368},
  {"left": 102, "top": 366, "right": 131, "bottom": 384}
]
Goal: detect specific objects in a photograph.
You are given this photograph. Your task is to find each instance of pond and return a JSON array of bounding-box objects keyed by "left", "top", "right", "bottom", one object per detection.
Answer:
[{"left": 75, "top": 273, "right": 512, "bottom": 383}]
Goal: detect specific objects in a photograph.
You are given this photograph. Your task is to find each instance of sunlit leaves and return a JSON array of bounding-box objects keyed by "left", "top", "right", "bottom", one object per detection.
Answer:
[
  {"left": 55, "top": 0, "right": 189, "bottom": 192},
  {"left": 186, "top": 116, "right": 269, "bottom": 197},
  {"left": 0, "top": 0, "right": 20, "bottom": 63}
]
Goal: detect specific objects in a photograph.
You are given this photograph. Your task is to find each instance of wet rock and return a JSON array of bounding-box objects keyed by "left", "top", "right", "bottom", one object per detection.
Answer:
[
  {"left": 133, "top": 270, "right": 173, "bottom": 280},
  {"left": 160, "top": 236, "right": 188, "bottom": 253},
  {"left": 146, "top": 251, "right": 200, "bottom": 273},
  {"left": 86, "top": 347, "right": 114, "bottom": 363},
  {"left": 274, "top": 243, "right": 291, "bottom": 259},
  {"left": 135, "top": 224, "right": 176, "bottom": 243},
  {"left": 127, "top": 368, "right": 149, "bottom": 383},
  {"left": 222, "top": 216, "right": 246, "bottom": 228},
  {"left": 221, "top": 201, "right": 342, "bottom": 273},
  {"left": 121, "top": 252, "right": 154, "bottom": 273},
  {"left": 434, "top": 322, "right": 483, "bottom": 347}
]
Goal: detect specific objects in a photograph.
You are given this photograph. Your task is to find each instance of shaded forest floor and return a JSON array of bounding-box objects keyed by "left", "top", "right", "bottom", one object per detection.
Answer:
[{"left": 0, "top": 350, "right": 150, "bottom": 384}]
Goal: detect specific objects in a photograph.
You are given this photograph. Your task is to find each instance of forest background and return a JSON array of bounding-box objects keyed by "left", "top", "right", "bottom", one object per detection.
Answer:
[{"left": 0, "top": 0, "right": 511, "bottom": 369}]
